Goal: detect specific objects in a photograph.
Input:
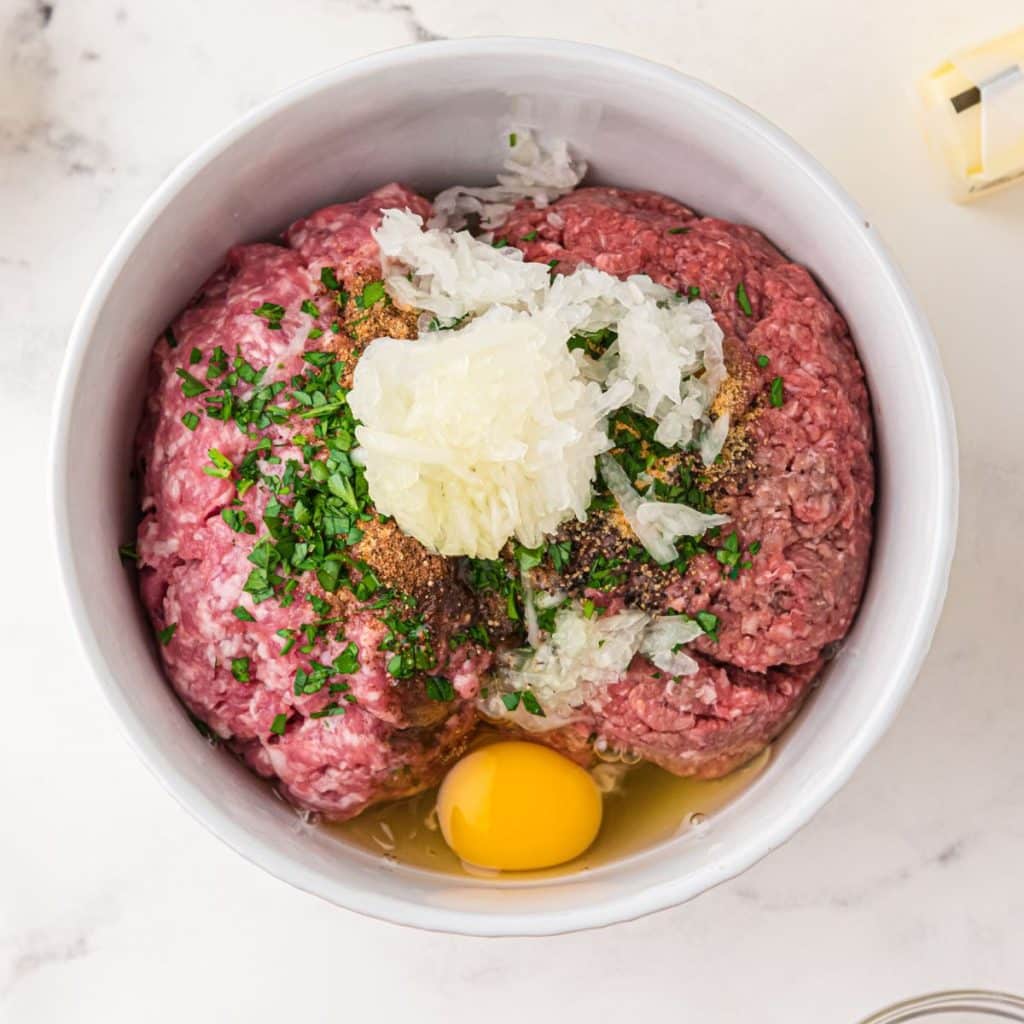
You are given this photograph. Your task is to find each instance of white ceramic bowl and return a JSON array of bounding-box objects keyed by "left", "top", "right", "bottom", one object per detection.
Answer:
[{"left": 51, "top": 38, "right": 957, "bottom": 936}]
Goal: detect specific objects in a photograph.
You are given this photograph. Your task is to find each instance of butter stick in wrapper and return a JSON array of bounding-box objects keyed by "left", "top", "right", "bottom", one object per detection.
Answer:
[{"left": 917, "top": 26, "right": 1024, "bottom": 201}]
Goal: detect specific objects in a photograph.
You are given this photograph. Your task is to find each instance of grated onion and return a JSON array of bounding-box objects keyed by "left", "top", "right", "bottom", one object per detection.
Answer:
[
  {"left": 483, "top": 603, "right": 709, "bottom": 724},
  {"left": 430, "top": 126, "right": 586, "bottom": 232},
  {"left": 349, "top": 312, "right": 622, "bottom": 558},
  {"left": 598, "top": 454, "right": 730, "bottom": 564}
]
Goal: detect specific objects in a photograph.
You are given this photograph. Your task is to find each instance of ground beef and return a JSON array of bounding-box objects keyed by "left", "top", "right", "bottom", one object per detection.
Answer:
[
  {"left": 136, "top": 181, "right": 873, "bottom": 819},
  {"left": 136, "top": 184, "right": 482, "bottom": 822},
  {"left": 497, "top": 186, "right": 873, "bottom": 776}
]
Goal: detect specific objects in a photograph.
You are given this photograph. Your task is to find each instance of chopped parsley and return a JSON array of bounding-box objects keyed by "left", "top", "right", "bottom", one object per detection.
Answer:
[
  {"left": 277, "top": 629, "right": 296, "bottom": 656},
  {"left": 714, "top": 532, "right": 760, "bottom": 580},
  {"left": 501, "top": 690, "right": 545, "bottom": 716},
  {"left": 355, "top": 280, "right": 386, "bottom": 309},
  {"left": 253, "top": 302, "right": 286, "bottom": 329},
  {"left": 300, "top": 299, "right": 320, "bottom": 317},
  {"left": 492, "top": 238, "right": 509, "bottom": 249},
  {"left": 449, "top": 623, "right": 492, "bottom": 650},
  {"left": 175, "top": 368, "right": 208, "bottom": 398},
  {"left": 756, "top": 353, "right": 770, "bottom": 368},
  {"left": 687, "top": 285, "right": 701, "bottom": 300},
  {"left": 515, "top": 544, "right": 545, "bottom": 572},
  {"left": 158, "top": 623, "right": 177, "bottom": 646},
  {"left": 586, "top": 555, "right": 625, "bottom": 592},
  {"left": 203, "top": 448, "right": 234, "bottom": 479},
  {"left": 188, "top": 346, "right": 202, "bottom": 365},
  {"left": 695, "top": 610, "right": 719, "bottom": 642},
  {"left": 164, "top": 327, "right": 179, "bottom": 349},
  {"left": 668, "top": 226, "right": 690, "bottom": 235},
  {"left": 233, "top": 605, "right": 255, "bottom": 622},
  {"left": 547, "top": 259, "right": 560, "bottom": 272},
  {"left": 567, "top": 326, "right": 616, "bottom": 359},
  {"left": 425, "top": 676, "right": 455, "bottom": 702},
  {"left": 769, "top": 376, "right": 785, "bottom": 407},
  {"left": 548, "top": 540, "right": 572, "bottom": 573},
  {"left": 332, "top": 642, "right": 359, "bottom": 675},
  {"left": 466, "top": 558, "right": 521, "bottom": 621},
  {"left": 221, "top": 506, "right": 255, "bottom": 534},
  {"left": 535, "top": 596, "right": 566, "bottom": 633},
  {"left": 320, "top": 267, "right": 342, "bottom": 291},
  {"left": 427, "top": 312, "right": 470, "bottom": 332},
  {"left": 310, "top": 704, "right": 347, "bottom": 719},
  {"left": 181, "top": 411, "right": 199, "bottom": 431},
  {"left": 270, "top": 713, "right": 287, "bottom": 735},
  {"left": 189, "top": 713, "right": 216, "bottom": 741},
  {"left": 231, "top": 657, "right": 251, "bottom": 683},
  {"left": 380, "top": 598, "right": 436, "bottom": 679},
  {"left": 735, "top": 281, "right": 753, "bottom": 317},
  {"left": 117, "top": 543, "right": 139, "bottom": 563},
  {"left": 521, "top": 229, "right": 539, "bottom": 242}
]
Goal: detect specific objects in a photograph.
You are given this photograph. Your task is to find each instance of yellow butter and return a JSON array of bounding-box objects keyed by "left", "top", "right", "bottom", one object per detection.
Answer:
[{"left": 917, "top": 26, "right": 1024, "bottom": 201}]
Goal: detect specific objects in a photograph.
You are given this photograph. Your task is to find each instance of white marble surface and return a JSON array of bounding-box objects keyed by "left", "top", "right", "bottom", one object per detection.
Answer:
[{"left": 3, "top": 0, "right": 1024, "bottom": 1019}]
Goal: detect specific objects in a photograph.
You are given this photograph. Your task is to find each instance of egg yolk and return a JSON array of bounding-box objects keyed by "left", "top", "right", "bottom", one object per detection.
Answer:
[{"left": 436, "top": 741, "right": 603, "bottom": 871}]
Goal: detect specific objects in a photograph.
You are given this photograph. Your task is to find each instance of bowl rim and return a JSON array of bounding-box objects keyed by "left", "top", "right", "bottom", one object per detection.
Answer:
[{"left": 49, "top": 36, "right": 959, "bottom": 936}]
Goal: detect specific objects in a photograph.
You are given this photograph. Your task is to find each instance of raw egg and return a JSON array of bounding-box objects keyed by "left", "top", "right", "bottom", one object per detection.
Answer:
[{"left": 436, "top": 741, "right": 602, "bottom": 871}]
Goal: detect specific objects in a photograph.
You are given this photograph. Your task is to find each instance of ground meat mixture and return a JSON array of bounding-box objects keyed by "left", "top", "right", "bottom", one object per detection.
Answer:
[
  {"left": 136, "top": 185, "right": 485, "bottom": 821},
  {"left": 135, "top": 180, "right": 873, "bottom": 819},
  {"left": 498, "top": 187, "right": 873, "bottom": 775}
]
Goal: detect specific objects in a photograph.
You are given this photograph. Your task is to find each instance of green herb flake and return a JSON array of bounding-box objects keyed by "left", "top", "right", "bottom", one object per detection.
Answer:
[
  {"left": 548, "top": 540, "right": 572, "bottom": 573},
  {"left": 307, "top": 328, "right": 324, "bottom": 339},
  {"left": 189, "top": 713, "right": 216, "bottom": 741},
  {"left": 231, "top": 657, "right": 251, "bottom": 683},
  {"left": 233, "top": 605, "right": 255, "bottom": 622},
  {"left": 509, "top": 132, "right": 517, "bottom": 147},
  {"left": 756, "top": 353, "right": 770, "bottom": 368},
  {"left": 547, "top": 259, "right": 560, "bottom": 271},
  {"left": 117, "top": 543, "right": 139, "bottom": 563},
  {"left": 203, "top": 448, "right": 234, "bottom": 479},
  {"left": 769, "top": 376, "right": 785, "bottom": 407},
  {"left": 736, "top": 281, "right": 753, "bottom": 317},
  {"left": 221, "top": 507, "right": 255, "bottom": 534},
  {"left": 310, "top": 705, "right": 347, "bottom": 720},
  {"left": 175, "top": 368, "right": 208, "bottom": 398},
  {"left": 270, "top": 713, "right": 287, "bottom": 735},
  {"left": 668, "top": 226, "right": 690, "bottom": 235},
  {"left": 253, "top": 302, "right": 286, "bottom": 329},
  {"left": 492, "top": 238, "right": 509, "bottom": 249},
  {"left": 521, "top": 230, "right": 539, "bottom": 242},
  {"left": 181, "top": 411, "right": 200, "bottom": 431},
  {"left": 695, "top": 610, "right": 719, "bottom": 642},
  {"left": 300, "top": 299, "right": 320, "bottom": 317},
  {"left": 425, "top": 676, "right": 455, "bottom": 702},
  {"left": 158, "top": 623, "right": 177, "bottom": 646},
  {"left": 164, "top": 327, "right": 179, "bottom": 349},
  {"left": 501, "top": 692, "right": 521, "bottom": 712},
  {"left": 321, "top": 267, "right": 342, "bottom": 291},
  {"left": 355, "top": 280, "right": 386, "bottom": 309},
  {"left": 521, "top": 690, "right": 545, "bottom": 717},
  {"left": 188, "top": 346, "right": 202, "bottom": 365},
  {"left": 516, "top": 544, "right": 544, "bottom": 572},
  {"left": 332, "top": 642, "right": 359, "bottom": 675}
]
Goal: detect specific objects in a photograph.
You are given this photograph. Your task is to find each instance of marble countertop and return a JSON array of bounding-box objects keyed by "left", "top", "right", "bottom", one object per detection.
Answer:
[{"left": 3, "top": 0, "right": 1024, "bottom": 1019}]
